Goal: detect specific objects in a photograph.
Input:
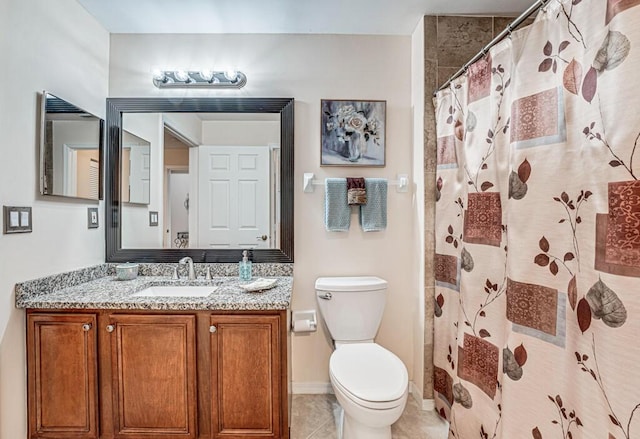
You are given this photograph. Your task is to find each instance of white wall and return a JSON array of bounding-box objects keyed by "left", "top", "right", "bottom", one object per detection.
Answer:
[
  {"left": 109, "top": 33, "right": 418, "bottom": 390},
  {"left": 411, "top": 18, "right": 426, "bottom": 402},
  {"left": 201, "top": 120, "right": 280, "bottom": 146},
  {"left": 0, "top": 1, "right": 110, "bottom": 438},
  {"left": 163, "top": 113, "right": 202, "bottom": 145}
]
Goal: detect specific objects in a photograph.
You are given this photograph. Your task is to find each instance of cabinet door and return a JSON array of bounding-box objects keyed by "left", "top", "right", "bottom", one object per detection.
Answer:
[
  {"left": 210, "top": 314, "right": 281, "bottom": 439},
  {"left": 108, "top": 314, "right": 197, "bottom": 439},
  {"left": 27, "top": 313, "right": 98, "bottom": 439}
]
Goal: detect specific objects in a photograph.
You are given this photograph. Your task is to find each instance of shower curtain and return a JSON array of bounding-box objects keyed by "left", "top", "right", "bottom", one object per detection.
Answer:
[{"left": 433, "top": 0, "right": 640, "bottom": 438}]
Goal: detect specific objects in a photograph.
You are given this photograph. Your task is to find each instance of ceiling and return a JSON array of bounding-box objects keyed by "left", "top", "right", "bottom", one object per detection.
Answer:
[{"left": 76, "top": 0, "right": 533, "bottom": 35}]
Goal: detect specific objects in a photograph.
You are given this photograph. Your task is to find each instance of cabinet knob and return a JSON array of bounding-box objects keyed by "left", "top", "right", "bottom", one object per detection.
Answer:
[
  {"left": 209, "top": 325, "right": 217, "bottom": 333},
  {"left": 82, "top": 323, "right": 92, "bottom": 332},
  {"left": 106, "top": 324, "right": 115, "bottom": 333}
]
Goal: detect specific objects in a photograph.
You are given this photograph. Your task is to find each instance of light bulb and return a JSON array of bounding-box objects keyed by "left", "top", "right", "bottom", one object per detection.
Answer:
[
  {"left": 224, "top": 70, "right": 238, "bottom": 81},
  {"left": 151, "top": 69, "right": 165, "bottom": 81},
  {"left": 199, "top": 69, "right": 214, "bottom": 81},
  {"left": 174, "top": 70, "right": 190, "bottom": 82}
]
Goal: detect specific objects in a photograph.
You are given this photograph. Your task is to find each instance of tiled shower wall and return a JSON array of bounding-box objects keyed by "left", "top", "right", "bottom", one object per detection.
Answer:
[{"left": 423, "top": 15, "right": 534, "bottom": 399}]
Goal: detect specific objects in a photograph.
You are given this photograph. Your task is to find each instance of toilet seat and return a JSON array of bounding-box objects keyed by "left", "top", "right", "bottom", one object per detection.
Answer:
[
  {"left": 331, "top": 371, "right": 406, "bottom": 410},
  {"left": 329, "top": 343, "right": 408, "bottom": 410}
]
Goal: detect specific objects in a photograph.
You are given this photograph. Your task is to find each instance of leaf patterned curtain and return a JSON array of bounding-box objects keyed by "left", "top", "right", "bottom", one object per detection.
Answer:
[{"left": 433, "top": 1, "right": 640, "bottom": 438}]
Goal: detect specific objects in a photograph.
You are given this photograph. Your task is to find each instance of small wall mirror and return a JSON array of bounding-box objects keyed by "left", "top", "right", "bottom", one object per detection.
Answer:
[{"left": 40, "top": 91, "right": 103, "bottom": 200}]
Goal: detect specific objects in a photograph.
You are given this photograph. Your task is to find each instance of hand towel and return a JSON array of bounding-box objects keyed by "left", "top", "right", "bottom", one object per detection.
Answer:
[
  {"left": 347, "top": 177, "right": 367, "bottom": 205},
  {"left": 359, "top": 178, "right": 387, "bottom": 232},
  {"left": 325, "top": 178, "right": 350, "bottom": 232}
]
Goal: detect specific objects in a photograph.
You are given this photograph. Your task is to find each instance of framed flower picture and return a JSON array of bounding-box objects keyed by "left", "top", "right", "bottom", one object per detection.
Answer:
[{"left": 321, "top": 99, "right": 386, "bottom": 166}]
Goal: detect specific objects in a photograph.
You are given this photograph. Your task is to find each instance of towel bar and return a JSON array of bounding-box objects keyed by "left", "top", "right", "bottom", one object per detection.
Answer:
[{"left": 303, "top": 173, "right": 409, "bottom": 193}]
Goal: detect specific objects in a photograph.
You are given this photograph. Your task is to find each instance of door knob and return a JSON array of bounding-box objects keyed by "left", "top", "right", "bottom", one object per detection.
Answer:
[
  {"left": 106, "top": 324, "right": 115, "bottom": 333},
  {"left": 209, "top": 325, "right": 217, "bottom": 333},
  {"left": 82, "top": 323, "right": 92, "bottom": 332},
  {"left": 257, "top": 235, "right": 268, "bottom": 241}
]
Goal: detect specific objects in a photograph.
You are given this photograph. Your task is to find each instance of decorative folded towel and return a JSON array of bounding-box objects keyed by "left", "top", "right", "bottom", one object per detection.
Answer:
[
  {"left": 359, "top": 178, "right": 387, "bottom": 232},
  {"left": 325, "top": 178, "right": 350, "bottom": 232},
  {"left": 347, "top": 177, "right": 367, "bottom": 205}
]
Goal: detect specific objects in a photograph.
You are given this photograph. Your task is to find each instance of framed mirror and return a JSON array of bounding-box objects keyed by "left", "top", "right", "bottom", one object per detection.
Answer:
[
  {"left": 40, "top": 91, "right": 104, "bottom": 200},
  {"left": 105, "top": 97, "right": 294, "bottom": 263}
]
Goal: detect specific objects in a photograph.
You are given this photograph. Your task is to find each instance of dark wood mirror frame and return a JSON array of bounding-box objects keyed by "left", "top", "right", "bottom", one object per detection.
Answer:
[{"left": 105, "top": 97, "right": 294, "bottom": 263}]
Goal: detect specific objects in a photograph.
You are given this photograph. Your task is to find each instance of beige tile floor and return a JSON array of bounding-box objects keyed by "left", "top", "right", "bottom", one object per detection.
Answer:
[{"left": 291, "top": 394, "right": 449, "bottom": 439}]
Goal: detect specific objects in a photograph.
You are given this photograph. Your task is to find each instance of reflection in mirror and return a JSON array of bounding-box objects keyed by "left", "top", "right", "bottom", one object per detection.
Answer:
[
  {"left": 40, "top": 92, "right": 103, "bottom": 200},
  {"left": 120, "top": 112, "right": 281, "bottom": 251},
  {"left": 121, "top": 129, "right": 151, "bottom": 204},
  {"left": 105, "top": 97, "right": 294, "bottom": 263}
]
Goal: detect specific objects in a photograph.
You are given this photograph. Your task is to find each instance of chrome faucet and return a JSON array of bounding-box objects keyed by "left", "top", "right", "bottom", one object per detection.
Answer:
[{"left": 178, "top": 256, "right": 196, "bottom": 280}]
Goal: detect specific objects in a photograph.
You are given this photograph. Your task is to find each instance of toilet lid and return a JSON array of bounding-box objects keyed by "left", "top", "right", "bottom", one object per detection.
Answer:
[
  {"left": 315, "top": 276, "right": 387, "bottom": 292},
  {"left": 329, "top": 343, "right": 408, "bottom": 403}
]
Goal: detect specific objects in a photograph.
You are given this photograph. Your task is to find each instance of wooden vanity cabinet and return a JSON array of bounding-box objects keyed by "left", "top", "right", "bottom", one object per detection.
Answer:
[
  {"left": 26, "top": 310, "right": 289, "bottom": 439},
  {"left": 27, "top": 313, "right": 99, "bottom": 439},
  {"left": 107, "top": 314, "right": 197, "bottom": 439},
  {"left": 210, "top": 314, "right": 283, "bottom": 439}
]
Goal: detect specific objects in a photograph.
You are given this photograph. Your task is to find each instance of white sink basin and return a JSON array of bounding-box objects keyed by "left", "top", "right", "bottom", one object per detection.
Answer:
[{"left": 131, "top": 285, "right": 218, "bottom": 298}]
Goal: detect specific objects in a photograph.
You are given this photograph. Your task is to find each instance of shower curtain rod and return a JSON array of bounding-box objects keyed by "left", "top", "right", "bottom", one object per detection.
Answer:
[{"left": 433, "top": 0, "right": 551, "bottom": 96}]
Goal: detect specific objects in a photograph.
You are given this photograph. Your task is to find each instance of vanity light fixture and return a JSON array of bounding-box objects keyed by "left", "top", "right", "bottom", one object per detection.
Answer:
[{"left": 152, "top": 69, "right": 247, "bottom": 89}]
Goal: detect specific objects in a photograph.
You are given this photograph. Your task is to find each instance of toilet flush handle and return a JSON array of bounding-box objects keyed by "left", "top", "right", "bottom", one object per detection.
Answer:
[{"left": 318, "top": 292, "right": 332, "bottom": 300}]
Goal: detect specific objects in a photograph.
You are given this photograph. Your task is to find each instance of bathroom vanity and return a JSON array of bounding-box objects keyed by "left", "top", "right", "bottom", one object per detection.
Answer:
[{"left": 16, "top": 265, "right": 292, "bottom": 439}]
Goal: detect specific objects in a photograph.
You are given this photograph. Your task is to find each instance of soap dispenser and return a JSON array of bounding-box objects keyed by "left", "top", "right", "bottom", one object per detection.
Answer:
[{"left": 239, "top": 250, "right": 252, "bottom": 281}]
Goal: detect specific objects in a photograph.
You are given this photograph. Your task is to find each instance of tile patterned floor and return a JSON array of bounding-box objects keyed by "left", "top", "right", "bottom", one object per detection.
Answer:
[{"left": 291, "top": 394, "right": 449, "bottom": 439}]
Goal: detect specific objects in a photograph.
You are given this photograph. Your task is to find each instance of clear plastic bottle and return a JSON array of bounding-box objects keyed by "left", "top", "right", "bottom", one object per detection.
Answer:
[{"left": 239, "top": 250, "right": 252, "bottom": 281}]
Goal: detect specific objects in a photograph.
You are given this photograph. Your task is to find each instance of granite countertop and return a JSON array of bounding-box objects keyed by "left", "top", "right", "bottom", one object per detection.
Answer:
[{"left": 15, "top": 264, "right": 293, "bottom": 311}]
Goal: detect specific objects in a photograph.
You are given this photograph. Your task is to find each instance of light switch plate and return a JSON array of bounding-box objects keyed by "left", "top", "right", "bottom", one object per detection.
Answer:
[
  {"left": 149, "top": 211, "right": 159, "bottom": 226},
  {"left": 3, "top": 206, "right": 32, "bottom": 234},
  {"left": 88, "top": 207, "right": 99, "bottom": 229}
]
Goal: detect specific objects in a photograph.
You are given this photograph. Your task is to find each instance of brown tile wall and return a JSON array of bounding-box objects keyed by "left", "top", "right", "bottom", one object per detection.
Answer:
[{"left": 422, "top": 14, "right": 534, "bottom": 399}]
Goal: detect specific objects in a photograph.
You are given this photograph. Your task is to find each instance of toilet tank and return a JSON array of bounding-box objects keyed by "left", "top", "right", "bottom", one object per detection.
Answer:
[{"left": 315, "top": 276, "right": 387, "bottom": 343}]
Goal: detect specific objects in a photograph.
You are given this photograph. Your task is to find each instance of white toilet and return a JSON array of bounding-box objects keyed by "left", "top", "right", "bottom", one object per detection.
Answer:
[{"left": 315, "top": 276, "right": 409, "bottom": 439}]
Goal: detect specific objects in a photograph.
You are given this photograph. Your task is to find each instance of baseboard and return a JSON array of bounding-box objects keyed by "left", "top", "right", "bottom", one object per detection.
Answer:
[
  {"left": 409, "top": 381, "right": 422, "bottom": 400},
  {"left": 422, "top": 398, "right": 436, "bottom": 411},
  {"left": 292, "top": 381, "right": 334, "bottom": 394},
  {"left": 409, "top": 381, "right": 436, "bottom": 411}
]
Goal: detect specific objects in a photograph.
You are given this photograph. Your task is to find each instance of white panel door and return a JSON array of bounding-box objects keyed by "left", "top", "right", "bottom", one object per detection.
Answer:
[
  {"left": 197, "top": 146, "right": 270, "bottom": 249},
  {"left": 128, "top": 145, "right": 150, "bottom": 204}
]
